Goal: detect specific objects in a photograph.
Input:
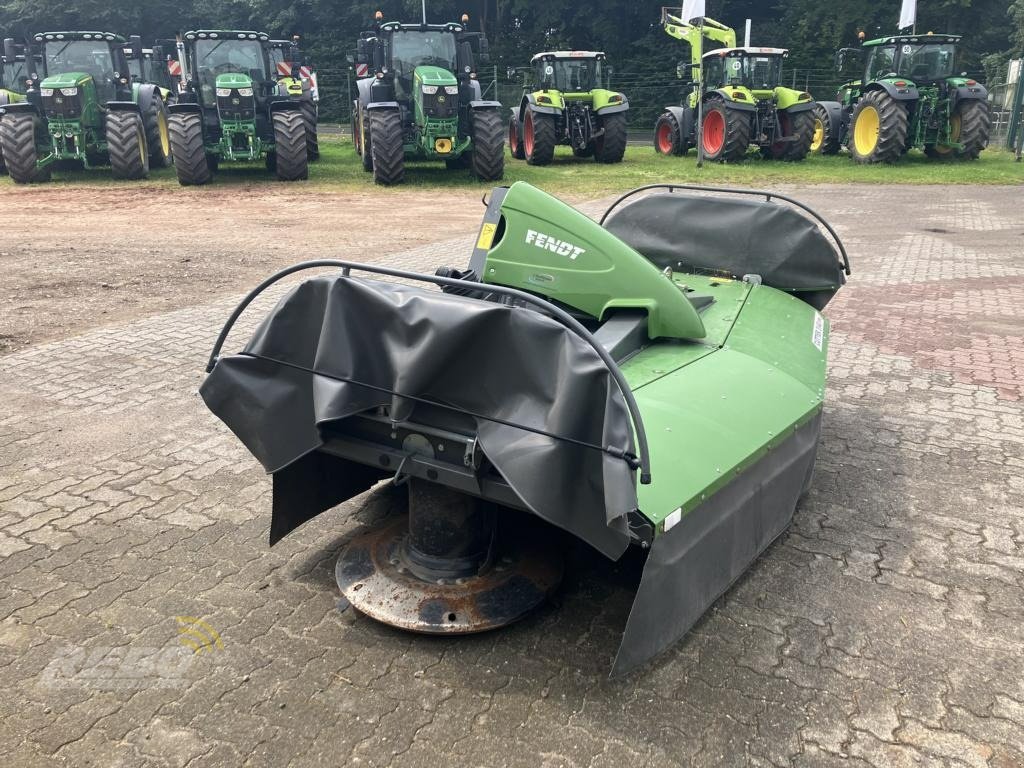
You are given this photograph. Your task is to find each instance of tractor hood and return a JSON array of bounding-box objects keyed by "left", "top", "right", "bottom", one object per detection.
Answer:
[
  {"left": 40, "top": 72, "right": 91, "bottom": 90},
  {"left": 414, "top": 65, "right": 457, "bottom": 89},
  {"left": 215, "top": 72, "right": 254, "bottom": 90}
]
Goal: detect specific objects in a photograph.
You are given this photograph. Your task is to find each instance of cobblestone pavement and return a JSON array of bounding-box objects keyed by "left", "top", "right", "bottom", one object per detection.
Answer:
[{"left": 1, "top": 185, "right": 1022, "bottom": 767}]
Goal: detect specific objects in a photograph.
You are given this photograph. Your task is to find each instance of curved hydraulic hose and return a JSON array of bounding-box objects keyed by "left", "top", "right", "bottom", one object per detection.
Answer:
[
  {"left": 205, "top": 259, "right": 653, "bottom": 485},
  {"left": 598, "top": 183, "right": 851, "bottom": 276}
]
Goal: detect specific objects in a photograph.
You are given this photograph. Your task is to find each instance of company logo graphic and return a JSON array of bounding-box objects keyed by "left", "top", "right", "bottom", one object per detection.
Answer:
[
  {"left": 175, "top": 616, "right": 224, "bottom": 654},
  {"left": 524, "top": 229, "right": 585, "bottom": 260}
]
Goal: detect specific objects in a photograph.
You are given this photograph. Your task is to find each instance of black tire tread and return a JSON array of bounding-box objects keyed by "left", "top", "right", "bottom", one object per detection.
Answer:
[
  {"left": 654, "top": 111, "right": 685, "bottom": 156},
  {"left": 300, "top": 99, "right": 320, "bottom": 161},
  {"left": 849, "top": 90, "right": 907, "bottom": 164},
  {"left": 272, "top": 111, "right": 309, "bottom": 181},
  {"left": 781, "top": 109, "right": 815, "bottom": 161},
  {"left": 703, "top": 100, "right": 750, "bottom": 163},
  {"left": 168, "top": 112, "right": 212, "bottom": 185},
  {"left": 370, "top": 108, "right": 405, "bottom": 185},
  {"left": 0, "top": 112, "right": 49, "bottom": 183},
  {"left": 956, "top": 99, "right": 990, "bottom": 160},
  {"left": 508, "top": 112, "right": 525, "bottom": 159},
  {"left": 811, "top": 103, "right": 841, "bottom": 155},
  {"left": 594, "top": 112, "right": 627, "bottom": 163},
  {"left": 470, "top": 109, "right": 505, "bottom": 181},
  {"left": 107, "top": 111, "right": 149, "bottom": 180},
  {"left": 141, "top": 91, "right": 172, "bottom": 167},
  {"left": 525, "top": 107, "right": 556, "bottom": 166}
]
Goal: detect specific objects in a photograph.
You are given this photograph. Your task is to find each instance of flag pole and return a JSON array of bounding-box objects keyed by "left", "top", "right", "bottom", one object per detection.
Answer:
[{"left": 696, "top": 15, "right": 705, "bottom": 168}]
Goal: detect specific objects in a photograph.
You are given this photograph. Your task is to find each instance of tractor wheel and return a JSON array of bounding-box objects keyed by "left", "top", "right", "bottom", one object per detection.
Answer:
[
  {"left": 701, "top": 100, "right": 750, "bottom": 163},
  {"left": 370, "top": 107, "right": 405, "bottom": 185},
  {"left": 359, "top": 106, "right": 373, "bottom": 173},
  {"left": 763, "top": 109, "right": 814, "bottom": 161},
  {"left": 0, "top": 112, "right": 50, "bottom": 183},
  {"left": 168, "top": 112, "right": 212, "bottom": 186},
  {"left": 0, "top": 120, "right": 6, "bottom": 175},
  {"left": 654, "top": 112, "right": 687, "bottom": 156},
  {"left": 928, "top": 99, "right": 991, "bottom": 160},
  {"left": 470, "top": 109, "right": 504, "bottom": 181},
  {"left": 810, "top": 103, "right": 839, "bottom": 154},
  {"left": 107, "top": 111, "right": 149, "bottom": 180},
  {"left": 593, "top": 112, "right": 627, "bottom": 163},
  {"left": 351, "top": 100, "right": 359, "bottom": 153},
  {"left": 508, "top": 112, "right": 526, "bottom": 160},
  {"left": 142, "top": 92, "right": 172, "bottom": 168},
  {"left": 849, "top": 90, "right": 907, "bottom": 164},
  {"left": 271, "top": 111, "right": 309, "bottom": 181},
  {"left": 300, "top": 99, "right": 320, "bottom": 161},
  {"left": 523, "top": 106, "right": 555, "bottom": 166}
]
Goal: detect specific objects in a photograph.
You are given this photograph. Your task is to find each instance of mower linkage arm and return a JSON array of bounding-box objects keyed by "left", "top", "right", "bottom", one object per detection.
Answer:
[{"left": 206, "top": 260, "right": 653, "bottom": 485}]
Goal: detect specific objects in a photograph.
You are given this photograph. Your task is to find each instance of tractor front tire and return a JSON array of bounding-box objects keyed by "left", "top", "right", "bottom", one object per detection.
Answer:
[
  {"left": 849, "top": 90, "right": 907, "bottom": 164},
  {"left": 370, "top": 108, "right": 405, "bottom": 185},
  {"left": 0, "top": 112, "right": 50, "bottom": 183},
  {"left": 523, "top": 107, "right": 555, "bottom": 166},
  {"left": 470, "top": 109, "right": 504, "bottom": 181},
  {"left": 272, "top": 111, "right": 309, "bottom": 181},
  {"left": 142, "top": 92, "right": 172, "bottom": 168},
  {"left": 359, "top": 106, "right": 374, "bottom": 172},
  {"left": 300, "top": 99, "right": 320, "bottom": 161},
  {"left": 107, "top": 111, "right": 149, "bottom": 180},
  {"left": 810, "top": 103, "right": 840, "bottom": 154},
  {"left": 594, "top": 112, "right": 627, "bottom": 163},
  {"left": 654, "top": 111, "right": 687, "bottom": 156},
  {"left": 508, "top": 113, "right": 526, "bottom": 159},
  {"left": 701, "top": 100, "right": 750, "bottom": 163},
  {"left": 168, "top": 112, "right": 212, "bottom": 185},
  {"left": 763, "top": 109, "right": 814, "bottom": 161}
]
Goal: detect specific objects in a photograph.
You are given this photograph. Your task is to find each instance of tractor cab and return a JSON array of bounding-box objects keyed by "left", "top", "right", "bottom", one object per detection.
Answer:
[
  {"left": 1, "top": 41, "right": 31, "bottom": 94},
  {"left": 861, "top": 34, "right": 960, "bottom": 85},
  {"left": 530, "top": 52, "right": 610, "bottom": 94},
  {"left": 702, "top": 47, "right": 787, "bottom": 92},
  {"left": 125, "top": 45, "right": 173, "bottom": 93},
  {"left": 36, "top": 32, "right": 132, "bottom": 106},
  {"left": 268, "top": 39, "right": 312, "bottom": 98}
]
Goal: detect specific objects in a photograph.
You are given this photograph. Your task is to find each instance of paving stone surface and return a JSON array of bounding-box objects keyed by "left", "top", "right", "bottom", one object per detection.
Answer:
[{"left": 1, "top": 185, "right": 1022, "bottom": 767}]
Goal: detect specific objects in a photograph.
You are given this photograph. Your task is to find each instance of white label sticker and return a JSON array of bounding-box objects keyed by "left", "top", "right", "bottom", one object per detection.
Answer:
[
  {"left": 664, "top": 507, "right": 682, "bottom": 532},
  {"left": 812, "top": 313, "right": 824, "bottom": 351}
]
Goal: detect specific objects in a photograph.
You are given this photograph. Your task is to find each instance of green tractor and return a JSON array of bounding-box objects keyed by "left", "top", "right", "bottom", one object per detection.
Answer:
[
  {"left": 166, "top": 30, "right": 309, "bottom": 185},
  {"left": 506, "top": 51, "right": 629, "bottom": 165},
  {"left": 0, "top": 32, "right": 171, "bottom": 183},
  {"left": 0, "top": 39, "right": 31, "bottom": 174},
  {"left": 352, "top": 12, "right": 504, "bottom": 185},
  {"left": 268, "top": 37, "right": 319, "bottom": 161},
  {"left": 654, "top": 13, "right": 815, "bottom": 162},
  {"left": 811, "top": 33, "right": 990, "bottom": 162}
]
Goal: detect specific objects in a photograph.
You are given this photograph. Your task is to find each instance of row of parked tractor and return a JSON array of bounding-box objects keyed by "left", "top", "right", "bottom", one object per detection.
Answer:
[{"left": 0, "top": 11, "right": 995, "bottom": 187}]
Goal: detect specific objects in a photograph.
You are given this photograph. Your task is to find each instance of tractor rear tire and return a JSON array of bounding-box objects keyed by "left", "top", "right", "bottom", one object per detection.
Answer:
[
  {"left": 370, "top": 108, "right": 405, "bottom": 185},
  {"left": 470, "top": 109, "right": 504, "bottom": 181},
  {"left": 701, "top": 100, "right": 750, "bottom": 163},
  {"left": 168, "top": 112, "right": 212, "bottom": 185},
  {"left": 0, "top": 112, "right": 50, "bottom": 183},
  {"left": 142, "top": 92, "right": 172, "bottom": 168},
  {"left": 594, "top": 112, "right": 627, "bottom": 163},
  {"left": 300, "top": 99, "right": 320, "bottom": 161},
  {"left": 523, "top": 106, "right": 555, "bottom": 166},
  {"left": 508, "top": 113, "right": 526, "bottom": 159},
  {"left": 849, "top": 89, "right": 907, "bottom": 164},
  {"left": 954, "top": 99, "right": 990, "bottom": 160},
  {"left": 107, "top": 111, "right": 149, "bottom": 180},
  {"left": 763, "top": 109, "right": 814, "bottom": 161},
  {"left": 654, "top": 111, "right": 687, "bottom": 156},
  {"left": 272, "top": 111, "right": 309, "bottom": 181},
  {"left": 810, "top": 103, "right": 840, "bottom": 154},
  {"left": 359, "top": 106, "right": 374, "bottom": 172}
]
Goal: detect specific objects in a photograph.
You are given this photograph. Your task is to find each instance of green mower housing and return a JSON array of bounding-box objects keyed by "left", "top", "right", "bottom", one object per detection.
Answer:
[
  {"left": 812, "top": 34, "right": 991, "bottom": 162},
  {"left": 0, "top": 31, "right": 172, "bottom": 183},
  {"left": 507, "top": 51, "right": 629, "bottom": 165},
  {"left": 352, "top": 16, "right": 504, "bottom": 185},
  {"left": 166, "top": 30, "right": 309, "bottom": 185}
]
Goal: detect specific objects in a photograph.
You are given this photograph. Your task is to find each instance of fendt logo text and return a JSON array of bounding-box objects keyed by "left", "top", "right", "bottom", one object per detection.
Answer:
[{"left": 524, "top": 229, "right": 586, "bottom": 260}]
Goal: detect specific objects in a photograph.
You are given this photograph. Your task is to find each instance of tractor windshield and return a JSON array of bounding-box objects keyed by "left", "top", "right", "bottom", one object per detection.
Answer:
[
  {"left": 43, "top": 40, "right": 117, "bottom": 100},
  {"left": 535, "top": 58, "right": 607, "bottom": 92},
  {"left": 895, "top": 43, "right": 957, "bottom": 82},
  {"left": 704, "top": 52, "right": 784, "bottom": 90},
  {"left": 388, "top": 30, "right": 457, "bottom": 79},
  {"left": 195, "top": 38, "right": 267, "bottom": 96}
]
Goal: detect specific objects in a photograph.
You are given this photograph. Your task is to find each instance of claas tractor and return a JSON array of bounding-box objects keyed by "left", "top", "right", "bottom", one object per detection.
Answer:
[
  {"left": 0, "top": 39, "right": 31, "bottom": 174},
  {"left": 352, "top": 12, "right": 504, "bottom": 185},
  {"left": 507, "top": 51, "right": 629, "bottom": 165},
  {"left": 123, "top": 42, "right": 175, "bottom": 167},
  {"left": 268, "top": 37, "right": 319, "bottom": 161},
  {"left": 0, "top": 32, "right": 171, "bottom": 183},
  {"left": 654, "top": 12, "right": 815, "bottom": 162},
  {"left": 166, "top": 30, "right": 309, "bottom": 185},
  {"left": 812, "top": 33, "right": 991, "bottom": 162}
]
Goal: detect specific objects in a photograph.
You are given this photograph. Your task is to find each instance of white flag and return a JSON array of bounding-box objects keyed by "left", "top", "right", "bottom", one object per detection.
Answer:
[
  {"left": 899, "top": 0, "right": 916, "bottom": 29},
  {"left": 681, "top": 0, "right": 706, "bottom": 23}
]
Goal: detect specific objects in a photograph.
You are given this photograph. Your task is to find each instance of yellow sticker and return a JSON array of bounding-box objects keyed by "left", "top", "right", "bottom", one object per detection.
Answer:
[{"left": 476, "top": 222, "right": 497, "bottom": 250}]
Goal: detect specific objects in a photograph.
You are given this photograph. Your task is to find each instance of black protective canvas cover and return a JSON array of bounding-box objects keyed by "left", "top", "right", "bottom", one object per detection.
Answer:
[
  {"left": 603, "top": 193, "right": 845, "bottom": 296},
  {"left": 200, "top": 275, "right": 637, "bottom": 560}
]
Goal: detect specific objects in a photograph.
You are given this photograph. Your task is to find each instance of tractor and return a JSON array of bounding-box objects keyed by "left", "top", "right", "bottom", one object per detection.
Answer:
[
  {"left": 0, "top": 32, "right": 171, "bottom": 183},
  {"left": 166, "top": 30, "right": 309, "bottom": 185},
  {"left": 506, "top": 51, "right": 629, "bottom": 165},
  {"left": 268, "top": 37, "right": 319, "bottom": 160},
  {"left": 812, "top": 33, "right": 990, "bottom": 162},
  {"left": 0, "top": 39, "right": 31, "bottom": 174},
  {"left": 352, "top": 12, "right": 504, "bottom": 185},
  {"left": 124, "top": 42, "right": 175, "bottom": 166},
  {"left": 653, "top": 12, "right": 815, "bottom": 162}
]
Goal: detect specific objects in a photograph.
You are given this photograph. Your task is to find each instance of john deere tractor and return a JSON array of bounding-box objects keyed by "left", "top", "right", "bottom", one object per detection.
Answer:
[
  {"left": 0, "top": 39, "right": 31, "bottom": 174},
  {"left": 352, "top": 13, "right": 504, "bottom": 185},
  {"left": 812, "top": 33, "right": 990, "bottom": 162},
  {"left": 653, "top": 13, "right": 815, "bottom": 162},
  {"left": 507, "top": 51, "right": 629, "bottom": 164},
  {"left": 166, "top": 30, "right": 308, "bottom": 185},
  {"left": 0, "top": 32, "right": 171, "bottom": 183},
  {"left": 268, "top": 37, "right": 319, "bottom": 160}
]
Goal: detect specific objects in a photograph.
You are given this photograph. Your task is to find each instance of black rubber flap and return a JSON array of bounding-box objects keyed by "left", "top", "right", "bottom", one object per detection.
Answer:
[
  {"left": 201, "top": 275, "right": 636, "bottom": 559},
  {"left": 603, "top": 194, "right": 844, "bottom": 296},
  {"left": 611, "top": 411, "right": 823, "bottom": 676}
]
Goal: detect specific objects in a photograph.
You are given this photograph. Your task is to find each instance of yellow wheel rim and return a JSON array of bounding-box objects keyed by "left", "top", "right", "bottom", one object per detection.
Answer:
[
  {"left": 853, "top": 105, "right": 880, "bottom": 157},
  {"left": 811, "top": 118, "right": 824, "bottom": 152},
  {"left": 158, "top": 111, "right": 170, "bottom": 156},
  {"left": 138, "top": 123, "right": 146, "bottom": 165},
  {"left": 935, "top": 113, "right": 961, "bottom": 156}
]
